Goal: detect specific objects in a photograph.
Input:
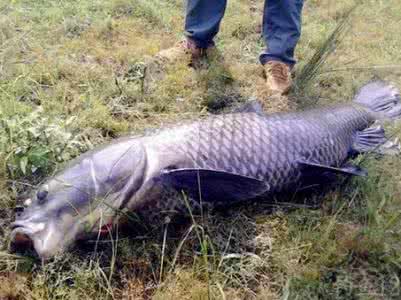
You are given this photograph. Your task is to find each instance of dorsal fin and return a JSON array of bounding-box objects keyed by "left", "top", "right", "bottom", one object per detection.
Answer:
[
  {"left": 233, "top": 100, "right": 265, "bottom": 114},
  {"left": 353, "top": 81, "right": 401, "bottom": 119}
]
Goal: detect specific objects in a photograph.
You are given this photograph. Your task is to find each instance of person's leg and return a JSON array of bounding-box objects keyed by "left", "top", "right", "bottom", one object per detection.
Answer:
[
  {"left": 185, "top": 0, "right": 228, "bottom": 48},
  {"left": 260, "top": 0, "right": 304, "bottom": 67}
]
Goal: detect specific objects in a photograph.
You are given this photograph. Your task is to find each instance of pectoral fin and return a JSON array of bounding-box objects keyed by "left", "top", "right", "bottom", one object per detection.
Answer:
[
  {"left": 159, "top": 168, "right": 270, "bottom": 202},
  {"left": 233, "top": 99, "right": 265, "bottom": 114},
  {"left": 298, "top": 160, "right": 367, "bottom": 177}
]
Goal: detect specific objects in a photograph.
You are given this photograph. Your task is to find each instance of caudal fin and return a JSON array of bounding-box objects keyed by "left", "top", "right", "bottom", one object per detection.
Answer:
[{"left": 353, "top": 81, "right": 401, "bottom": 119}]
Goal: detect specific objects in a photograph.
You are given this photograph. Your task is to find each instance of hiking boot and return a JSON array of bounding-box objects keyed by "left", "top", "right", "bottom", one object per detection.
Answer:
[
  {"left": 155, "top": 39, "right": 209, "bottom": 67},
  {"left": 144, "top": 39, "right": 215, "bottom": 93},
  {"left": 264, "top": 61, "right": 292, "bottom": 95}
]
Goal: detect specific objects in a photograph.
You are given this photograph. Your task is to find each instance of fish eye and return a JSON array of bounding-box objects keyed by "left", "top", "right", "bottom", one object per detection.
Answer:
[
  {"left": 36, "top": 185, "right": 49, "bottom": 204},
  {"left": 24, "top": 198, "right": 32, "bottom": 207}
]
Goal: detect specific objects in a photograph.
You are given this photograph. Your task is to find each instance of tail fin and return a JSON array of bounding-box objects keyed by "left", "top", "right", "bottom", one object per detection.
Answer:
[{"left": 353, "top": 81, "right": 401, "bottom": 119}]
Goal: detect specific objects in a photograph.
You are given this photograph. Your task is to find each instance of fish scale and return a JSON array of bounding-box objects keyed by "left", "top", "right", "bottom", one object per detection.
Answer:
[
  {"left": 151, "top": 103, "right": 373, "bottom": 196},
  {"left": 137, "top": 103, "right": 374, "bottom": 220}
]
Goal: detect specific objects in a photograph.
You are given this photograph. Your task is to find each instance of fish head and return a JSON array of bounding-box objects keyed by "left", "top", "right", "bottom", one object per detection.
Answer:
[
  {"left": 10, "top": 139, "right": 147, "bottom": 259},
  {"left": 10, "top": 170, "right": 105, "bottom": 259}
]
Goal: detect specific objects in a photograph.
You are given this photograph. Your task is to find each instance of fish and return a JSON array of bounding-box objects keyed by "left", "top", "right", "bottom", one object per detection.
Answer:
[{"left": 9, "top": 81, "right": 401, "bottom": 259}]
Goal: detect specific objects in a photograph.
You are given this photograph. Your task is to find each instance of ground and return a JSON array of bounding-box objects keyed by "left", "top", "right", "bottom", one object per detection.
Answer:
[{"left": 1, "top": 0, "right": 401, "bottom": 299}]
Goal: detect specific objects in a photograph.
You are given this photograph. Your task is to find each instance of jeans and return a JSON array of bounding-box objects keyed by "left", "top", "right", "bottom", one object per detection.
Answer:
[{"left": 184, "top": 0, "right": 304, "bottom": 67}]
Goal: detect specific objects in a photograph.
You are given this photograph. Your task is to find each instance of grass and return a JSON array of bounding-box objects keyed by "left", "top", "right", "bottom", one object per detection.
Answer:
[{"left": 1, "top": 0, "right": 401, "bottom": 299}]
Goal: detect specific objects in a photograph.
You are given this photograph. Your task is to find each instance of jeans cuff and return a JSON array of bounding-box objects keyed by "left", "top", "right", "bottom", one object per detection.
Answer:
[
  {"left": 259, "top": 53, "right": 295, "bottom": 68},
  {"left": 184, "top": 34, "right": 215, "bottom": 49}
]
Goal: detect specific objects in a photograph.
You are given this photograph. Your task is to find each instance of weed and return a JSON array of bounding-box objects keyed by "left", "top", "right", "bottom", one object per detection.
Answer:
[{"left": 0, "top": 109, "right": 88, "bottom": 180}]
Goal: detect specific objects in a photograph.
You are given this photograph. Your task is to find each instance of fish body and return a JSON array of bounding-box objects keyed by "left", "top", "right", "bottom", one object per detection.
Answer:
[
  {"left": 10, "top": 81, "right": 401, "bottom": 258},
  {"left": 125, "top": 104, "right": 369, "bottom": 212}
]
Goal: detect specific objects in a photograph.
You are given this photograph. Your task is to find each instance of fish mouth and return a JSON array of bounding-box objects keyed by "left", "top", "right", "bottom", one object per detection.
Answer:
[
  {"left": 9, "top": 220, "right": 59, "bottom": 259},
  {"left": 9, "top": 223, "right": 39, "bottom": 257},
  {"left": 9, "top": 210, "right": 116, "bottom": 259},
  {"left": 10, "top": 219, "right": 86, "bottom": 259}
]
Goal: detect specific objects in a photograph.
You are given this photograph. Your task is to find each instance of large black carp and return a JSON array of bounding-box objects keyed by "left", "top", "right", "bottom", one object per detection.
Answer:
[{"left": 10, "top": 81, "right": 401, "bottom": 259}]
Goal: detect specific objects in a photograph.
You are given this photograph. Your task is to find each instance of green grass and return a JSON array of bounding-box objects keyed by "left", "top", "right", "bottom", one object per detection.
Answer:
[{"left": 1, "top": 0, "right": 401, "bottom": 299}]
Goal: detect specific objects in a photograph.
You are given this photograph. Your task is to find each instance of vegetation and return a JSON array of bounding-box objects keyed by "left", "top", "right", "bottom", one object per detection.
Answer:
[{"left": 1, "top": 0, "right": 401, "bottom": 298}]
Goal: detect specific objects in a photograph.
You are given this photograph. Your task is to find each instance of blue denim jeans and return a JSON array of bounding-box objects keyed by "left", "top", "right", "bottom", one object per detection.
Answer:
[{"left": 185, "top": 0, "right": 304, "bottom": 67}]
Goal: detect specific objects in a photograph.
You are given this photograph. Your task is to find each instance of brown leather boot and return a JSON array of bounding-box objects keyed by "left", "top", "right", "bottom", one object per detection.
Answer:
[
  {"left": 264, "top": 61, "right": 292, "bottom": 95},
  {"left": 144, "top": 39, "right": 214, "bottom": 93},
  {"left": 155, "top": 39, "right": 210, "bottom": 67}
]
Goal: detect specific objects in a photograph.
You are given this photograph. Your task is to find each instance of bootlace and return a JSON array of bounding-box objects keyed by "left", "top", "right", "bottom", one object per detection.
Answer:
[
  {"left": 177, "top": 40, "right": 192, "bottom": 53},
  {"left": 268, "top": 62, "right": 289, "bottom": 83},
  {"left": 179, "top": 39, "right": 201, "bottom": 52}
]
